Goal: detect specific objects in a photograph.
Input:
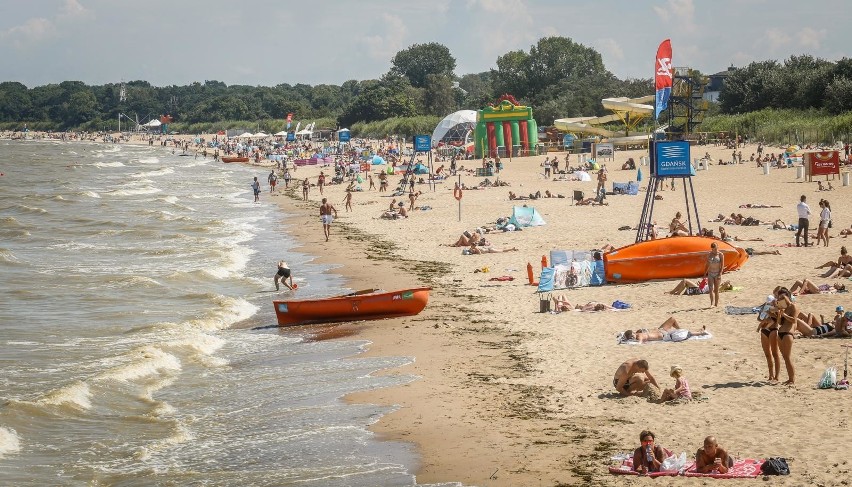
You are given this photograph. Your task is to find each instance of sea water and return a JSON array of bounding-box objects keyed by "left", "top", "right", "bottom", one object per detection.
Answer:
[{"left": 0, "top": 140, "right": 456, "bottom": 486}]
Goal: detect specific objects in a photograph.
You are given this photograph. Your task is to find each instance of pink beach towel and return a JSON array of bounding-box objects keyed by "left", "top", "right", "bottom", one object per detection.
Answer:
[{"left": 682, "top": 459, "right": 764, "bottom": 478}]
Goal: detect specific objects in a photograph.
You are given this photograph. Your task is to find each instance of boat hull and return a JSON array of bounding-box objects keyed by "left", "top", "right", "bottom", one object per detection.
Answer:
[
  {"left": 221, "top": 157, "right": 249, "bottom": 163},
  {"left": 603, "top": 236, "right": 748, "bottom": 284},
  {"left": 272, "top": 287, "right": 431, "bottom": 326}
]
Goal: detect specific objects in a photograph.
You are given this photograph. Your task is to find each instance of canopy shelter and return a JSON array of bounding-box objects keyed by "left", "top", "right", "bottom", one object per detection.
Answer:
[
  {"left": 237, "top": 132, "right": 253, "bottom": 138},
  {"left": 252, "top": 132, "right": 269, "bottom": 138},
  {"left": 431, "top": 110, "right": 477, "bottom": 147},
  {"left": 274, "top": 130, "right": 288, "bottom": 136},
  {"left": 144, "top": 119, "right": 162, "bottom": 127}
]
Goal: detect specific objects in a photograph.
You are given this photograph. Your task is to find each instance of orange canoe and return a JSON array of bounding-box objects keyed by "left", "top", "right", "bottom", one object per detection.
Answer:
[
  {"left": 603, "top": 236, "right": 748, "bottom": 284},
  {"left": 221, "top": 156, "right": 249, "bottom": 163},
  {"left": 272, "top": 287, "right": 431, "bottom": 326}
]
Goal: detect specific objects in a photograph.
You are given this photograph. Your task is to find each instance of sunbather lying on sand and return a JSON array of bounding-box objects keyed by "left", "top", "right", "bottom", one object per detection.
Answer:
[
  {"left": 618, "top": 317, "right": 708, "bottom": 344},
  {"left": 552, "top": 295, "right": 615, "bottom": 312},
  {"left": 788, "top": 279, "right": 846, "bottom": 294},
  {"left": 467, "top": 243, "right": 517, "bottom": 254},
  {"left": 668, "top": 278, "right": 733, "bottom": 295},
  {"left": 447, "top": 231, "right": 489, "bottom": 247}
]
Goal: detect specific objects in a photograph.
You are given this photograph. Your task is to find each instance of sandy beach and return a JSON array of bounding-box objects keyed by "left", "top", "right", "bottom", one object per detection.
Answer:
[
  {"left": 255, "top": 140, "right": 852, "bottom": 486},
  {"left": 15, "top": 132, "right": 851, "bottom": 485}
]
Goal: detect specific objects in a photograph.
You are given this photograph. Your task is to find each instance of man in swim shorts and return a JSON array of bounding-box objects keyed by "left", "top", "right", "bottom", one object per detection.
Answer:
[
  {"left": 319, "top": 198, "right": 338, "bottom": 242},
  {"left": 274, "top": 261, "right": 294, "bottom": 291},
  {"left": 251, "top": 176, "right": 261, "bottom": 203},
  {"left": 613, "top": 358, "right": 659, "bottom": 397}
]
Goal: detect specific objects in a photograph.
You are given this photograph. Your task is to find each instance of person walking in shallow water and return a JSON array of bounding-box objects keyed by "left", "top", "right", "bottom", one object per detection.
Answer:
[
  {"left": 274, "top": 261, "right": 294, "bottom": 291},
  {"left": 251, "top": 177, "right": 261, "bottom": 203}
]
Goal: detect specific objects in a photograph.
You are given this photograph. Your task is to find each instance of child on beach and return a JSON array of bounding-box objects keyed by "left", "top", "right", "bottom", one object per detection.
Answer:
[{"left": 660, "top": 366, "right": 692, "bottom": 401}]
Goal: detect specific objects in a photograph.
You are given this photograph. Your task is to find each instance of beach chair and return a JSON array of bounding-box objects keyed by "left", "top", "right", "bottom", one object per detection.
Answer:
[{"left": 572, "top": 190, "right": 584, "bottom": 205}]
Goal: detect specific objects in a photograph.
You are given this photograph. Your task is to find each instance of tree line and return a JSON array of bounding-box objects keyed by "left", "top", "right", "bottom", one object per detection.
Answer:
[{"left": 0, "top": 37, "right": 850, "bottom": 135}]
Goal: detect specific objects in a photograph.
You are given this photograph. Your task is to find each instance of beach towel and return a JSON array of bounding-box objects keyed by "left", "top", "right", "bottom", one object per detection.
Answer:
[
  {"left": 683, "top": 459, "right": 764, "bottom": 478},
  {"left": 537, "top": 267, "right": 555, "bottom": 293},
  {"left": 608, "top": 453, "right": 679, "bottom": 477},
  {"left": 618, "top": 331, "right": 713, "bottom": 345},
  {"left": 724, "top": 305, "right": 760, "bottom": 315}
]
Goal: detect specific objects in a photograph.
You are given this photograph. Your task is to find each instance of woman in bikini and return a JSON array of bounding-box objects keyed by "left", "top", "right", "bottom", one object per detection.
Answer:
[
  {"left": 774, "top": 287, "right": 797, "bottom": 385},
  {"left": 816, "top": 246, "right": 852, "bottom": 277},
  {"left": 757, "top": 296, "right": 780, "bottom": 382},
  {"left": 789, "top": 279, "right": 846, "bottom": 294},
  {"left": 705, "top": 242, "right": 724, "bottom": 307},
  {"left": 619, "top": 317, "right": 708, "bottom": 343}
]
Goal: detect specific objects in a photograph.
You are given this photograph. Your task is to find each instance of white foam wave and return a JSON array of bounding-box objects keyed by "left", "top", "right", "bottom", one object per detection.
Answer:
[
  {"left": 135, "top": 421, "right": 194, "bottom": 460},
  {"left": 132, "top": 167, "right": 174, "bottom": 178},
  {"left": 38, "top": 381, "right": 92, "bottom": 410},
  {"left": 163, "top": 332, "right": 226, "bottom": 357},
  {"left": 97, "top": 346, "right": 181, "bottom": 383},
  {"left": 79, "top": 190, "right": 100, "bottom": 198},
  {"left": 0, "top": 249, "right": 20, "bottom": 264},
  {"left": 187, "top": 296, "right": 257, "bottom": 331},
  {"left": 158, "top": 196, "right": 179, "bottom": 205},
  {"left": 14, "top": 204, "right": 47, "bottom": 214},
  {"left": 91, "top": 161, "right": 125, "bottom": 168},
  {"left": 138, "top": 157, "right": 160, "bottom": 164},
  {"left": 0, "top": 428, "right": 21, "bottom": 458},
  {"left": 112, "top": 187, "right": 162, "bottom": 196}
]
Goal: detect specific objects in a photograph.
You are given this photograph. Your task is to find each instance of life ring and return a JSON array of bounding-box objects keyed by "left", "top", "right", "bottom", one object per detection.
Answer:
[{"left": 453, "top": 185, "right": 463, "bottom": 201}]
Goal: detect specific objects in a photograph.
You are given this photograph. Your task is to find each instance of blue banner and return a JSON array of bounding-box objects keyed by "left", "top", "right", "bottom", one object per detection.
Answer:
[
  {"left": 286, "top": 132, "right": 295, "bottom": 142},
  {"left": 655, "top": 87, "right": 671, "bottom": 120},
  {"left": 338, "top": 130, "right": 350, "bottom": 142},
  {"left": 654, "top": 140, "right": 691, "bottom": 177}
]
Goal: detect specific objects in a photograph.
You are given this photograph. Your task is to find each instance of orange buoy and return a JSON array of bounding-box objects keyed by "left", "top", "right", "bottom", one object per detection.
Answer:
[{"left": 541, "top": 255, "right": 548, "bottom": 269}]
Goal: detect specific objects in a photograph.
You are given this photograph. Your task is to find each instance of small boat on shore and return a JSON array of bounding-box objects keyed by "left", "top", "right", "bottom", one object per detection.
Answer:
[
  {"left": 273, "top": 287, "right": 431, "bottom": 326},
  {"left": 221, "top": 156, "right": 249, "bottom": 163},
  {"left": 604, "top": 236, "right": 748, "bottom": 284}
]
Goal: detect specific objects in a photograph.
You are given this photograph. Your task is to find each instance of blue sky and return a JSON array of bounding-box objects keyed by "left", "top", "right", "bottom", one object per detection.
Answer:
[{"left": 1, "top": 0, "right": 850, "bottom": 87}]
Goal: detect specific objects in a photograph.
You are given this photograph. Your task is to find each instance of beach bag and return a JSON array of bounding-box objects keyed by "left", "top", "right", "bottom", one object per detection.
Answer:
[
  {"left": 612, "top": 300, "right": 631, "bottom": 309},
  {"left": 829, "top": 220, "right": 833, "bottom": 228},
  {"left": 760, "top": 457, "right": 790, "bottom": 475},
  {"left": 661, "top": 452, "right": 688, "bottom": 472},
  {"left": 818, "top": 367, "right": 837, "bottom": 389}
]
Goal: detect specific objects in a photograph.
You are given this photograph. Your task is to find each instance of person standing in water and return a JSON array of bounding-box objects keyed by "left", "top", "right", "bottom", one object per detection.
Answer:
[
  {"left": 251, "top": 177, "right": 261, "bottom": 203},
  {"left": 274, "top": 261, "right": 294, "bottom": 291}
]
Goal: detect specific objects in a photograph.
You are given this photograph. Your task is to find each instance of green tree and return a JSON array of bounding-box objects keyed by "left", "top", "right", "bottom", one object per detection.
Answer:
[
  {"left": 423, "top": 74, "right": 456, "bottom": 115},
  {"left": 390, "top": 42, "right": 456, "bottom": 88},
  {"left": 491, "top": 50, "right": 529, "bottom": 98},
  {"left": 825, "top": 77, "right": 852, "bottom": 114},
  {"left": 62, "top": 90, "right": 99, "bottom": 127},
  {"left": 0, "top": 82, "right": 32, "bottom": 122}
]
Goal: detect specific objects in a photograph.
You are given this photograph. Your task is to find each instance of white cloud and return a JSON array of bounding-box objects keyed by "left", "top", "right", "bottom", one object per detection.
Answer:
[
  {"left": 0, "top": 17, "right": 55, "bottom": 48},
  {"left": 653, "top": 0, "right": 696, "bottom": 31},
  {"left": 798, "top": 27, "right": 827, "bottom": 50},
  {"left": 61, "top": 0, "right": 88, "bottom": 17},
  {"left": 359, "top": 13, "right": 407, "bottom": 63},
  {"left": 594, "top": 38, "right": 625, "bottom": 63}
]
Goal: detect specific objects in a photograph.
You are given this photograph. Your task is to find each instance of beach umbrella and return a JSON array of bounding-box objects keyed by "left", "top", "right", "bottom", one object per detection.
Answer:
[
  {"left": 253, "top": 132, "right": 269, "bottom": 138},
  {"left": 238, "top": 132, "right": 253, "bottom": 138},
  {"left": 372, "top": 156, "right": 385, "bottom": 165}
]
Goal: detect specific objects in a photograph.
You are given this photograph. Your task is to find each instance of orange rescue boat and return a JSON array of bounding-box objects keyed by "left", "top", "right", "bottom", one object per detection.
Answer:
[
  {"left": 221, "top": 156, "right": 249, "bottom": 163},
  {"left": 273, "top": 287, "right": 431, "bottom": 326},
  {"left": 603, "top": 236, "right": 748, "bottom": 284}
]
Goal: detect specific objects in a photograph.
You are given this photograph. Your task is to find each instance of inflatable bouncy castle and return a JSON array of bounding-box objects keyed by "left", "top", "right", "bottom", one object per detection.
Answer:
[{"left": 474, "top": 94, "right": 538, "bottom": 158}]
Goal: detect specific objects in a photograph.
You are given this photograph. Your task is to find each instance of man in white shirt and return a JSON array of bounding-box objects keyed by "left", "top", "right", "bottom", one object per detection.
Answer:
[{"left": 796, "top": 195, "right": 811, "bottom": 247}]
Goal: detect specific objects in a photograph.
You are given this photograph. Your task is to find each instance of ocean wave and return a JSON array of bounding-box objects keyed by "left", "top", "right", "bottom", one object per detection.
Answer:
[
  {"left": 37, "top": 381, "right": 93, "bottom": 411},
  {"left": 132, "top": 167, "right": 174, "bottom": 178},
  {"left": 0, "top": 428, "right": 21, "bottom": 458},
  {"left": 76, "top": 190, "right": 100, "bottom": 198},
  {"left": 135, "top": 421, "right": 194, "bottom": 461},
  {"left": 11, "top": 204, "right": 47, "bottom": 214},
  {"left": 0, "top": 216, "right": 22, "bottom": 226},
  {"left": 91, "top": 161, "right": 125, "bottom": 168},
  {"left": 96, "top": 346, "right": 182, "bottom": 383},
  {"left": 110, "top": 187, "right": 162, "bottom": 196},
  {"left": 102, "top": 275, "right": 163, "bottom": 289},
  {"left": 186, "top": 295, "right": 257, "bottom": 331},
  {"left": 0, "top": 229, "right": 30, "bottom": 239},
  {"left": 157, "top": 196, "right": 179, "bottom": 205},
  {"left": 138, "top": 157, "right": 160, "bottom": 165}
]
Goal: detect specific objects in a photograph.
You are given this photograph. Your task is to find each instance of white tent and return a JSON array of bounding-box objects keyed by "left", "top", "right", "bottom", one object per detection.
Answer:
[
  {"left": 237, "top": 132, "right": 253, "bottom": 138},
  {"left": 144, "top": 119, "right": 162, "bottom": 127},
  {"left": 252, "top": 132, "right": 269, "bottom": 138},
  {"left": 274, "top": 130, "right": 288, "bottom": 136},
  {"left": 431, "top": 110, "right": 477, "bottom": 147},
  {"left": 337, "top": 128, "right": 350, "bottom": 133}
]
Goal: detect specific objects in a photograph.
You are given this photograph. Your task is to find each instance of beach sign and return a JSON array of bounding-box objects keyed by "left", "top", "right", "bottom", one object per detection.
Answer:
[
  {"left": 653, "top": 141, "right": 692, "bottom": 177},
  {"left": 413, "top": 135, "right": 431, "bottom": 152}
]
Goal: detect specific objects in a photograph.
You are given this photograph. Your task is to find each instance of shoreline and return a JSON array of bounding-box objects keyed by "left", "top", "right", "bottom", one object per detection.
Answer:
[{"left": 9, "top": 133, "right": 852, "bottom": 485}]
